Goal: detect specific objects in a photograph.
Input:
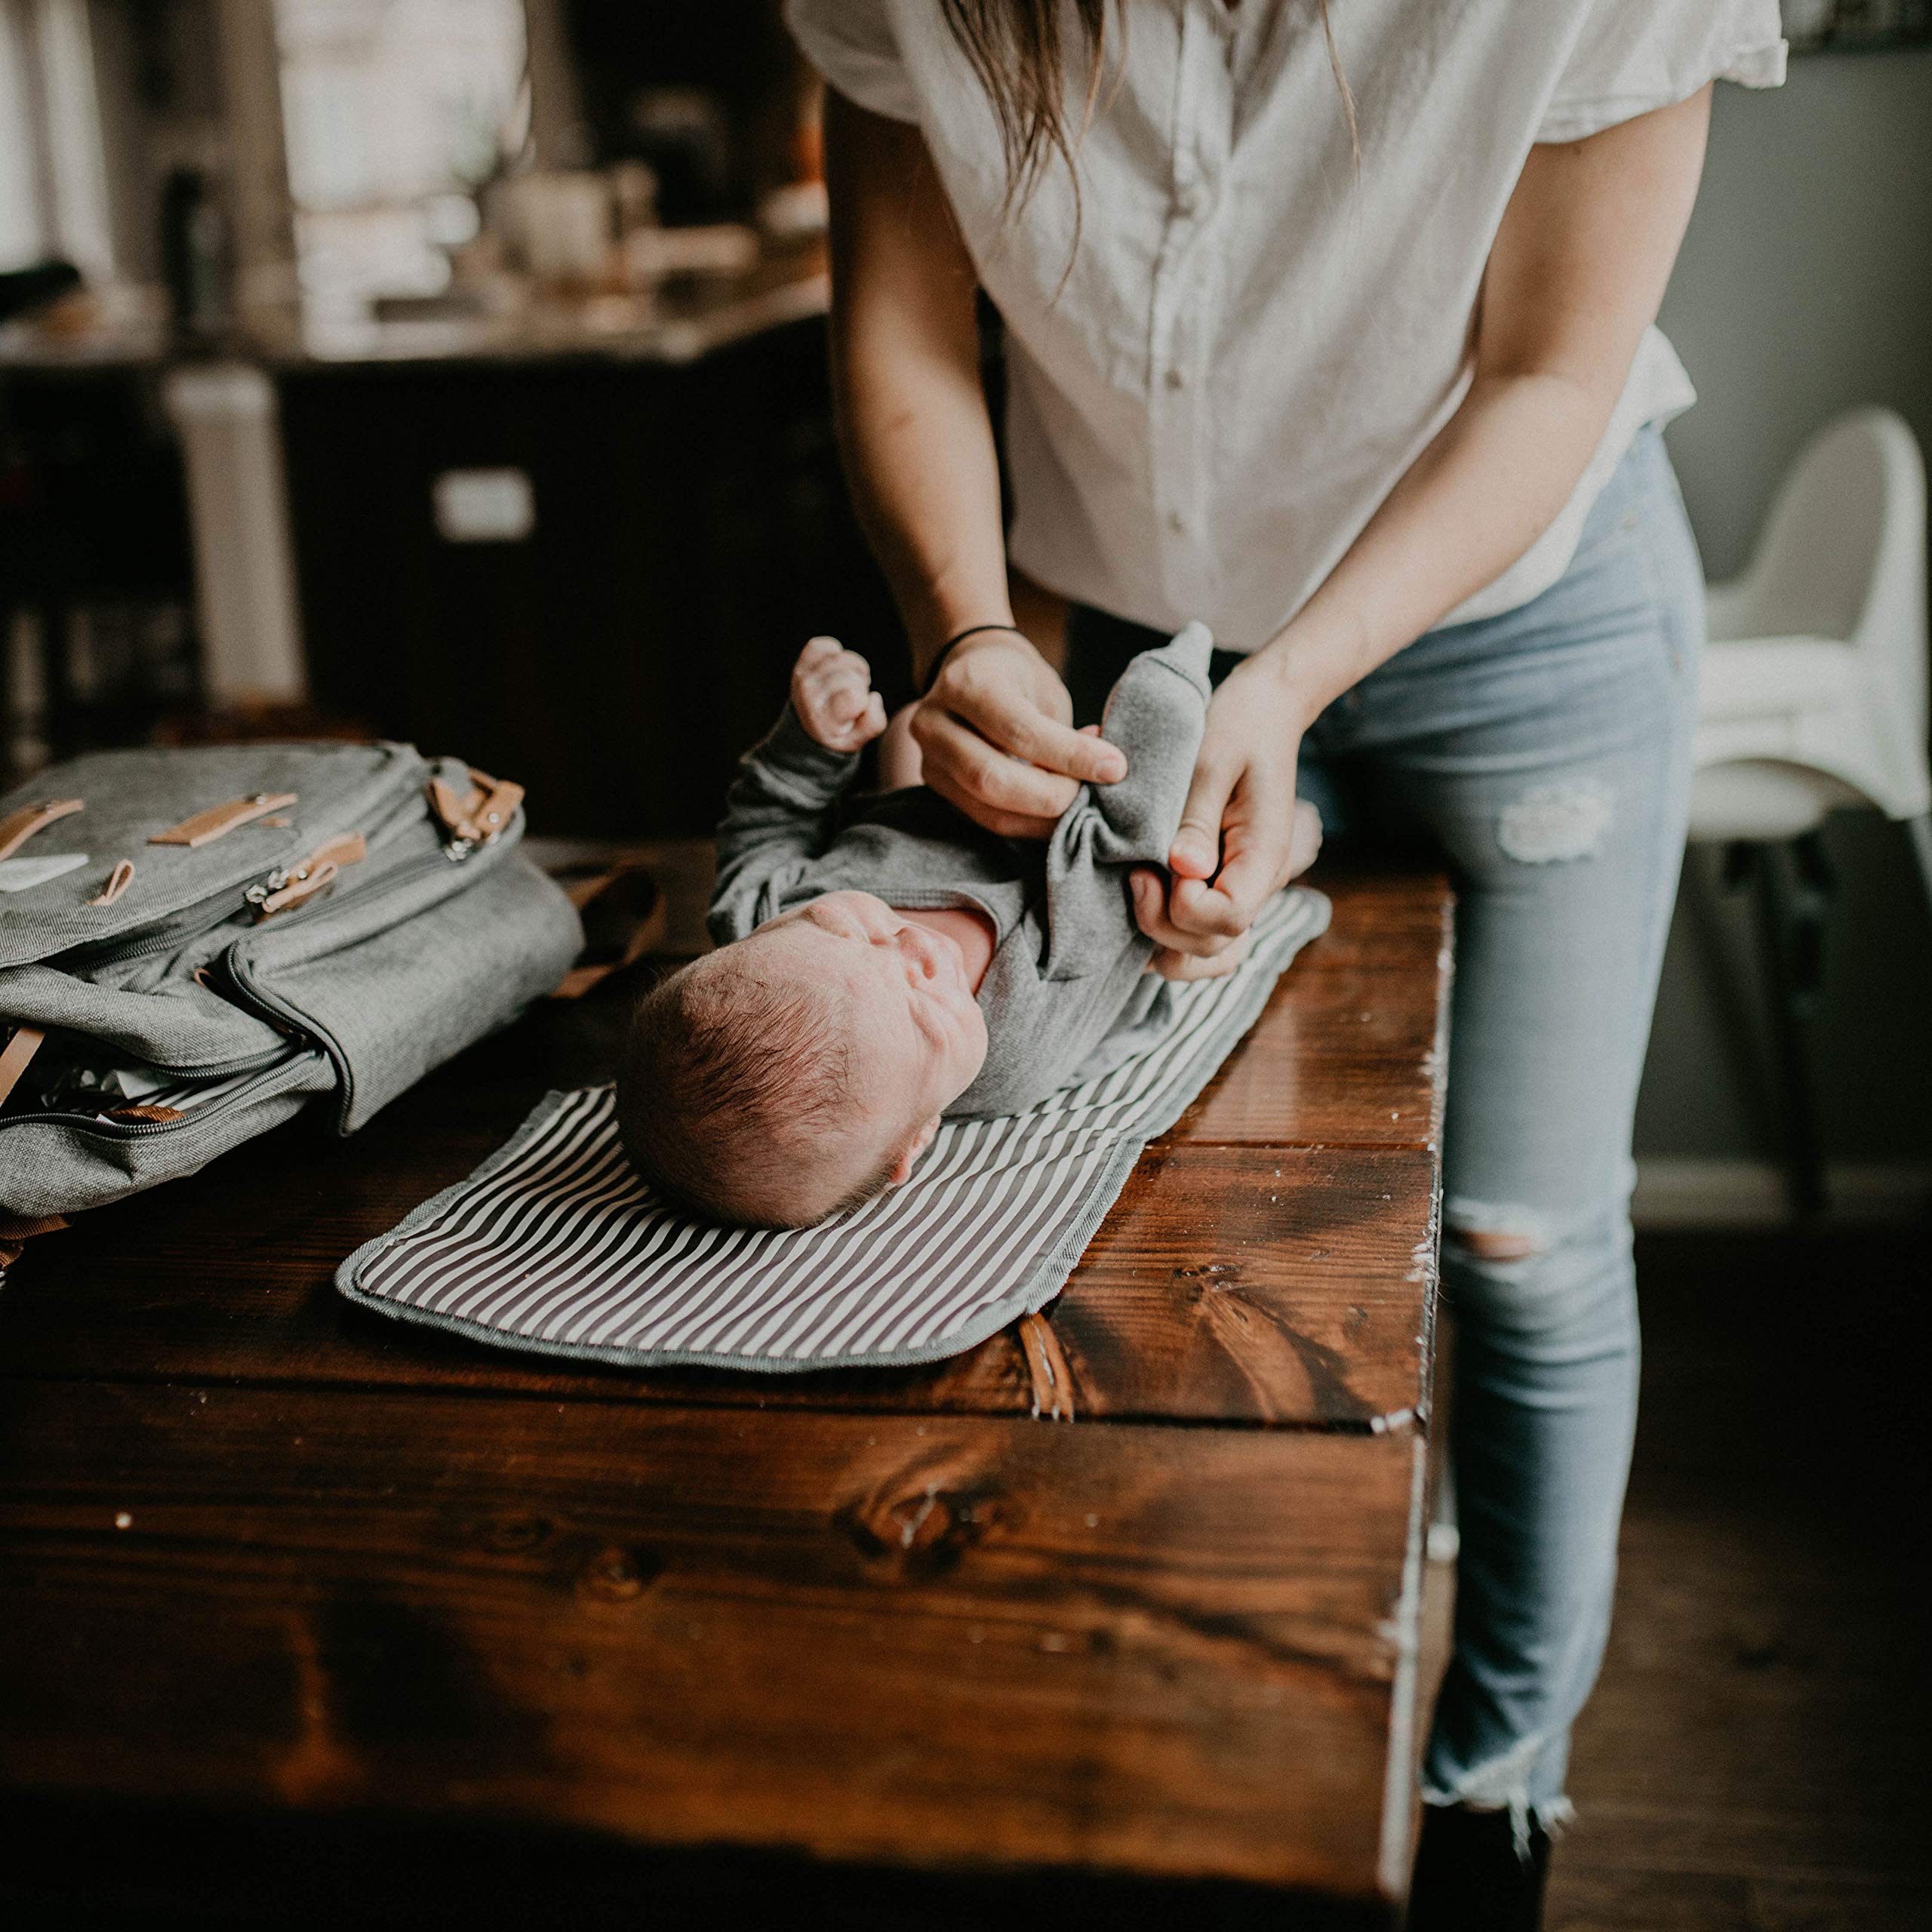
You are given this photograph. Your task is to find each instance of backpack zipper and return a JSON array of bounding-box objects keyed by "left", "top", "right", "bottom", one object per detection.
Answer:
[
  {"left": 0, "top": 1046, "right": 326, "bottom": 1137},
  {"left": 11, "top": 813, "right": 505, "bottom": 1138},
  {"left": 220, "top": 838, "right": 495, "bottom": 1123},
  {"left": 51, "top": 777, "right": 439, "bottom": 972}
]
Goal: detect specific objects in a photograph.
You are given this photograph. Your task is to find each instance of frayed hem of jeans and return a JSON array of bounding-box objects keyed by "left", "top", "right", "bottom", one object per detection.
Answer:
[
  {"left": 1421, "top": 1731, "right": 1575, "bottom": 1859},
  {"left": 1418, "top": 1788, "right": 1575, "bottom": 1860}
]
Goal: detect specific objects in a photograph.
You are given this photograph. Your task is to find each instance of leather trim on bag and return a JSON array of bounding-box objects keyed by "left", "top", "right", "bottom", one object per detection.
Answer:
[
  {"left": 149, "top": 792, "right": 300, "bottom": 848},
  {"left": 251, "top": 831, "right": 368, "bottom": 918},
  {"left": 428, "top": 769, "right": 523, "bottom": 850},
  {"left": 88, "top": 859, "right": 136, "bottom": 906},
  {"left": 0, "top": 1024, "right": 46, "bottom": 1108},
  {"left": 0, "top": 798, "right": 83, "bottom": 865}
]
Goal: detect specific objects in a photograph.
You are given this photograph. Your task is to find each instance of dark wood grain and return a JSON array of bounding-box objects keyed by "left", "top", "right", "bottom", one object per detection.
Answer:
[
  {"left": 1041, "top": 1143, "right": 1437, "bottom": 1428},
  {"left": 1174, "top": 866, "right": 1453, "bottom": 1152},
  {"left": 0, "top": 863, "right": 1450, "bottom": 1433},
  {"left": 0, "top": 1380, "right": 1423, "bottom": 1901},
  {"left": 0, "top": 857, "right": 1452, "bottom": 1914},
  {"left": 0, "top": 1141, "right": 1435, "bottom": 1432}
]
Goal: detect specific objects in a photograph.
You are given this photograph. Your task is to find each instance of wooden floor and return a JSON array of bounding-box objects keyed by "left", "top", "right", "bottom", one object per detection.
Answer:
[{"left": 1537, "top": 1227, "right": 1932, "bottom": 1930}]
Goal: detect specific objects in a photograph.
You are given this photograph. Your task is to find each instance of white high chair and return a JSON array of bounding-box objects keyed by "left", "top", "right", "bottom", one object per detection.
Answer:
[{"left": 1687, "top": 407, "right": 1930, "bottom": 1214}]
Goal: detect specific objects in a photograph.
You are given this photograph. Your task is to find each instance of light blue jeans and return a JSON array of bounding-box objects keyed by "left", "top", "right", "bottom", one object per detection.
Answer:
[{"left": 1066, "top": 423, "right": 1706, "bottom": 1832}]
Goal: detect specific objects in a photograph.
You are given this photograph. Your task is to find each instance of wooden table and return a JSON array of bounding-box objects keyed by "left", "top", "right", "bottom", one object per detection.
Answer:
[{"left": 0, "top": 860, "right": 1451, "bottom": 1927}]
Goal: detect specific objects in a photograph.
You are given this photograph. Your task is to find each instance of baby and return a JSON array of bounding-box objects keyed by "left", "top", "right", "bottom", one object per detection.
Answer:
[{"left": 617, "top": 624, "right": 1318, "bottom": 1227}]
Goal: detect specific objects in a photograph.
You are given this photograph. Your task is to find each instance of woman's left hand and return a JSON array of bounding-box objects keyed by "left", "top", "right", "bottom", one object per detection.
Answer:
[{"left": 1129, "top": 656, "right": 1321, "bottom": 981}]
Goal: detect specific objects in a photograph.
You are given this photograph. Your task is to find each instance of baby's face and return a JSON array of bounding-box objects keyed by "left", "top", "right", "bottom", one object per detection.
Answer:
[{"left": 746, "top": 889, "right": 989, "bottom": 1169}]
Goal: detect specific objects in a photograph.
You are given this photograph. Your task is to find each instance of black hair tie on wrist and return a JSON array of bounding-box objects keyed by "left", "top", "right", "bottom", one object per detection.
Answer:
[{"left": 921, "top": 622, "right": 1024, "bottom": 697}]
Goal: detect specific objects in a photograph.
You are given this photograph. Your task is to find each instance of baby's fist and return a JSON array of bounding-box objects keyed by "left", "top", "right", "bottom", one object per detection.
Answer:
[{"left": 792, "top": 635, "right": 887, "bottom": 753}]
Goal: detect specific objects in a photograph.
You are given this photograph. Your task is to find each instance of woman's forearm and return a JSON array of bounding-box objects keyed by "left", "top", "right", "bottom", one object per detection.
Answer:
[
  {"left": 831, "top": 316, "right": 1011, "bottom": 678},
  {"left": 824, "top": 91, "right": 1012, "bottom": 678},
  {"left": 1252, "top": 365, "right": 1619, "bottom": 721}
]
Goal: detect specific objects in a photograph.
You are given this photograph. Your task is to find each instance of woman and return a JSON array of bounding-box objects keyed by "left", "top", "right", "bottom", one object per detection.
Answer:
[{"left": 787, "top": 1, "right": 1785, "bottom": 1920}]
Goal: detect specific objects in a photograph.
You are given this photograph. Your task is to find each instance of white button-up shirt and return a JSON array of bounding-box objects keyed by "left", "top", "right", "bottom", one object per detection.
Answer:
[{"left": 788, "top": 0, "right": 1785, "bottom": 650}]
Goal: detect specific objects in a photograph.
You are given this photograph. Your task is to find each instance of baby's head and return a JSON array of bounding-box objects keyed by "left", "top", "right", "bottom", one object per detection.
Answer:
[{"left": 617, "top": 891, "right": 989, "bottom": 1228}]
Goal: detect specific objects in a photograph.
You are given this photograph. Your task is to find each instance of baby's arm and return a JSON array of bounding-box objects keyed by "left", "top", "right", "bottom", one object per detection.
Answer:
[{"left": 709, "top": 638, "right": 888, "bottom": 943}]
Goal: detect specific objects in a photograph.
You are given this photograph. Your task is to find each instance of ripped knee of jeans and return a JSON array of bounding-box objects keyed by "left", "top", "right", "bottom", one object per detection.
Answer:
[{"left": 1444, "top": 1200, "right": 1549, "bottom": 1267}]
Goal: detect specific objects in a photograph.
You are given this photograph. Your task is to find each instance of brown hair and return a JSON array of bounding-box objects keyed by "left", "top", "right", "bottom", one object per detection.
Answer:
[
  {"left": 616, "top": 955, "right": 899, "bottom": 1229},
  {"left": 938, "top": 0, "right": 1358, "bottom": 223}
]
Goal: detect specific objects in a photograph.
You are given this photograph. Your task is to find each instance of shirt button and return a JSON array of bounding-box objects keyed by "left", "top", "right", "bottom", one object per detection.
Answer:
[
  {"left": 1177, "top": 186, "right": 1205, "bottom": 218},
  {"left": 1167, "top": 510, "right": 1187, "bottom": 534},
  {"left": 1164, "top": 368, "right": 1187, "bottom": 391}
]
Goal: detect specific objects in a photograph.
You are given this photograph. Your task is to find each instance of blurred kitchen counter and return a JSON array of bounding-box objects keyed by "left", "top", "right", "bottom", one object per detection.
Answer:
[
  {"left": 2, "top": 236, "right": 895, "bottom": 841},
  {"left": 0, "top": 242, "right": 828, "bottom": 375}
]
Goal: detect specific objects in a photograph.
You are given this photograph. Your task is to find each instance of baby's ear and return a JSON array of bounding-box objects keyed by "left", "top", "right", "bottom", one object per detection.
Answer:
[{"left": 888, "top": 1115, "right": 942, "bottom": 1186}]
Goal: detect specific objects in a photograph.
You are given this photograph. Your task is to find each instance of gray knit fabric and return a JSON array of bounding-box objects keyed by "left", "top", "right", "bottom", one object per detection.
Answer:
[
  {"left": 708, "top": 623, "right": 1214, "bottom": 1115},
  {"left": 1, "top": 742, "right": 582, "bottom": 1220}
]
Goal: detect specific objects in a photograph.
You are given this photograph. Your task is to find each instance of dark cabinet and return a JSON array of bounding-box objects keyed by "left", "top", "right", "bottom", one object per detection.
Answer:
[{"left": 277, "top": 317, "right": 900, "bottom": 838}]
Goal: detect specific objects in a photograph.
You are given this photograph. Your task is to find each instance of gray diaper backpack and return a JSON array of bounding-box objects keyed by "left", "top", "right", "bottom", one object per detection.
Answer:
[{"left": 1, "top": 742, "right": 584, "bottom": 1230}]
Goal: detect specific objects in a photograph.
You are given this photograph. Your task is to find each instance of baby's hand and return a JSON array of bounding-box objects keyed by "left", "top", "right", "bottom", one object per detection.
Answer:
[{"left": 792, "top": 635, "right": 888, "bottom": 753}]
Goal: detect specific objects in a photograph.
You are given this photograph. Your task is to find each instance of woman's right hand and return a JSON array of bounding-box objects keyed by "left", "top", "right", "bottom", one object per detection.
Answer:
[{"left": 909, "top": 629, "right": 1126, "bottom": 840}]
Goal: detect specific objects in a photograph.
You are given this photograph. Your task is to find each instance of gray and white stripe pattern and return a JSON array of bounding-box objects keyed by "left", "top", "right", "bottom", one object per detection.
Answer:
[{"left": 337, "top": 889, "right": 1329, "bottom": 1373}]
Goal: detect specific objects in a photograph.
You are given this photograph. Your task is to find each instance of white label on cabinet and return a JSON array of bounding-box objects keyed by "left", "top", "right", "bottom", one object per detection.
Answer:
[{"left": 432, "top": 468, "right": 536, "bottom": 543}]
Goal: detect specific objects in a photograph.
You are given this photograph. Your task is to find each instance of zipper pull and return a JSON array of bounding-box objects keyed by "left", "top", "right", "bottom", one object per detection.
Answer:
[
  {"left": 246, "top": 831, "right": 367, "bottom": 918},
  {"left": 427, "top": 768, "right": 523, "bottom": 858}
]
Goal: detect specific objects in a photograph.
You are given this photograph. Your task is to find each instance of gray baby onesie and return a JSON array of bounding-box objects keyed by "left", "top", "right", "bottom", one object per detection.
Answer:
[{"left": 708, "top": 623, "right": 1215, "bottom": 1116}]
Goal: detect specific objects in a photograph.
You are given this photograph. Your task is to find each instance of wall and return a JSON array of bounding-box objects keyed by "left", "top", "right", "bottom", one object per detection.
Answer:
[{"left": 1635, "top": 46, "right": 1932, "bottom": 1199}]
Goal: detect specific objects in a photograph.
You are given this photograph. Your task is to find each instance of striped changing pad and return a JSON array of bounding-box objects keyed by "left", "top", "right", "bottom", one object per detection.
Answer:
[{"left": 337, "top": 888, "right": 1331, "bottom": 1374}]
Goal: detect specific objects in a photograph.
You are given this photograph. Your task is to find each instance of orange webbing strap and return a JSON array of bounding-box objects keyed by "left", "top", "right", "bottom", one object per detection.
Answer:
[
  {"left": 550, "top": 863, "right": 668, "bottom": 1000},
  {"left": 0, "top": 1212, "right": 67, "bottom": 1272},
  {"left": 0, "top": 1024, "right": 46, "bottom": 1109},
  {"left": 1016, "top": 1311, "right": 1076, "bottom": 1421}
]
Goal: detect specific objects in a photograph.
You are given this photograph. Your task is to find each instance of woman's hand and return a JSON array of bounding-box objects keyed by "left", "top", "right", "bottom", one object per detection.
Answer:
[
  {"left": 910, "top": 629, "right": 1126, "bottom": 840},
  {"left": 1130, "top": 656, "right": 1322, "bottom": 980},
  {"left": 792, "top": 635, "right": 888, "bottom": 752}
]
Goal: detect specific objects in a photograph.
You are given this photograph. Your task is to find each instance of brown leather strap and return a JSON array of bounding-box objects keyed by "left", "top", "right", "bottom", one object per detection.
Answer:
[
  {"left": 103, "top": 1104, "right": 185, "bottom": 1124},
  {"left": 149, "top": 791, "right": 299, "bottom": 848},
  {"left": 303, "top": 831, "right": 368, "bottom": 873},
  {"left": 427, "top": 768, "right": 524, "bottom": 849},
  {"left": 88, "top": 858, "right": 136, "bottom": 906},
  {"left": 0, "top": 798, "right": 83, "bottom": 864},
  {"left": 550, "top": 864, "right": 667, "bottom": 999},
  {"left": 1016, "top": 1311, "right": 1076, "bottom": 1421},
  {"left": 253, "top": 830, "right": 367, "bottom": 919},
  {"left": 0, "top": 1024, "right": 46, "bottom": 1109}
]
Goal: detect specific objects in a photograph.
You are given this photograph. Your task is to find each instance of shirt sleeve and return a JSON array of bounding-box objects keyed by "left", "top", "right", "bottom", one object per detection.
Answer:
[
  {"left": 783, "top": 0, "right": 922, "bottom": 125},
  {"left": 1538, "top": 0, "right": 1787, "bottom": 143},
  {"left": 706, "top": 705, "right": 858, "bottom": 947}
]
